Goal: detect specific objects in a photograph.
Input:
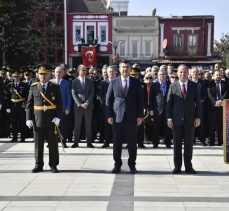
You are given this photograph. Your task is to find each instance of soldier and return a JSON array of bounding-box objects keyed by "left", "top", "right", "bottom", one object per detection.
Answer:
[
  {"left": 26, "top": 65, "right": 63, "bottom": 173},
  {"left": 8, "top": 70, "right": 27, "bottom": 142},
  {"left": 0, "top": 67, "right": 11, "bottom": 138}
]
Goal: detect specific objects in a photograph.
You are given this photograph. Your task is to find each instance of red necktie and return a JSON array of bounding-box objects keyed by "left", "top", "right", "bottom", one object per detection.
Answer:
[{"left": 181, "top": 83, "right": 186, "bottom": 99}]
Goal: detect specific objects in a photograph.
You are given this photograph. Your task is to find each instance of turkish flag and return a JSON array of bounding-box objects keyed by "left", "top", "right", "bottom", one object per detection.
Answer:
[{"left": 82, "top": 46, "right": 97, "bottom": 67}]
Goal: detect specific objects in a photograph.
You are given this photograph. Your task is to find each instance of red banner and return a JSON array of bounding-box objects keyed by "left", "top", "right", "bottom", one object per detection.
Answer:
[{"left": 82, "top": 46, "right": 97, "bottom": 67}]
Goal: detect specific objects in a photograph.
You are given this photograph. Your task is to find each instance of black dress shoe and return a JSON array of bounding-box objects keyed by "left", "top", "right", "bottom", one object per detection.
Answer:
[
  {"left": 138, "top": 144, "right": 146, "bottom": 148},
  {"left": 101, "top": 144, "right": 109, "bottom": 148},
  {"left": 185, "top": 168, "right": 197, "bottom": 174},
  {"left": 20, "top": 139, "right": 25, "bottom": 142},
  {"left": 111, "top": 167, "right": 121, "bottom": 174},
  {"left": 202, "top": 142, "right": 207, "bottom": 146},
  {"left": 71, "top": 143, "right": 79, "bottom": 148},
  {"left": 172, "top": 168, "right": 181, "bottom": 174},
  {"left": 50, "top": 166, "right": 59, "bottom": 173},
  {"left": 166, "top": 145, "right": 172, "bottom": 148},
  {"left": 87, "top": 143, "right": 95, "bottom": 148},
  {"left": 10, "top": 139, "right": 18, "bottom": 142},
  {"left": 130, "top": 167, "right": 137, "bottom": 174},
  {"left": 32, "top": 166, "right": 43, "bottom": 173},
  {"left": 208, "top": 143, "right": 215, "bottom": 146},
  {"left": 153, "top": 145, "right": 158, "bottom": 148},
  {"left": 63, "top": 143, "right": 68, "bottom": 148}
]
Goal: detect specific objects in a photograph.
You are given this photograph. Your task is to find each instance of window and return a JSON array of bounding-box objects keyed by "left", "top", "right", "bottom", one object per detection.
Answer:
[
  {"left": 188, "top": 34, "right": 198, "bottom": 55},
  {"left": 173, "top": 34, "right": 184, "bottom": 56},
  {"left": 119, "top": 40, "right": 126, "bottom": 56},
  {"left": 73, "top": 23, "right": 83, "bottom": 45},
  {"left": 132, "top": 40, "right": 139, "bottom": 59},
  {"left": 144, "top": 40, "right": 151, "bottom": 57},
  {"left": 98, "top": 22, "right": 108, "bottom": 44},
  {"left": 86, "top": 25, "right": 95, "bottom": 45}
]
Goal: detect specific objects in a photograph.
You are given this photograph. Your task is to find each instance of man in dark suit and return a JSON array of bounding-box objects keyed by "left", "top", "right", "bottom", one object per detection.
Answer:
[
  {"left": 100, "top": 66, "right": 116, "bottom": 148},
  {"left": 71, "top": 64, "right": 94, "bottom": 148},
  {"left": 167, "top": 64, "right": 201, "bottom": 174},
  {"left": 26, "top": 65, "right": 63, "bottom": 173},
  {"left": 153, "top": 69, "right": 172, "bottom": 148},
  {"left": 207, "top": 70, "right": 228, "bottom": 146},
  {"left": 50, "top": 66, "right": 72, "bottom": 148},
  {"left": 190, "top": 68, "right": 208, "bottom": 146},
  {"left": 106, "top": 60, "right": 144, "bottom": 174}
]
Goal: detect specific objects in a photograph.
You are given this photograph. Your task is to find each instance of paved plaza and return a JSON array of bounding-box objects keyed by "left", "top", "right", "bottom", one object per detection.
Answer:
[{"left": 0, "top": 139, "right": 229, "bottom": 211}]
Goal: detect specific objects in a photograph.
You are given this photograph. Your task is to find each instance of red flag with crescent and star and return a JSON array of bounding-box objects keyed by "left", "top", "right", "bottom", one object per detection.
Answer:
[{"left": 82, "top": 46, "right": 97, "bottom": 67}]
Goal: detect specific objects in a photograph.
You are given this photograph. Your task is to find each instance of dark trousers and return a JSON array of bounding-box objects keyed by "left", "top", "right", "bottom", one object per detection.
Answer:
[
  {"left": 144, "top": 123, "right": 154, "bottom": 143},
  {"left": 137, "top": 123, "right": 144, "bottom": 146},
  {"left": 172, "top": 124, "right": 195, "bottom": 170},
  {"left": 195, "top": 102, "right": 206, "bottom": 143},
  {"left": 112, "top": 116, "right": 137, "bottom": 168},
  {"left": 11, "top": 106, "right": 26, "bottom": 140},
  {"left": 74, "top": 107, "right": 93, "bottom": 143},
  {"left": 154, "top": 112, "right": 172, "bottom": 146},
  {"left": 0, "top": 105, "right": 11, "bottom": 138},
  {"left": 104, "top": 119, "right": 113, "bottom": 145},
  {"left": 33, "top": 125, "right": 59, "bottom": 167},
  {"left": 60, "top": 112, "right": 73, "bottom": 144},
  {"left": 209, "top": 107, "right": 223, "bottom": 145}
]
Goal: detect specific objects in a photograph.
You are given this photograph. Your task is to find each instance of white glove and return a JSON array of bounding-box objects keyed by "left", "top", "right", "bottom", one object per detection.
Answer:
[
  {"left": 0, "top": 104, "right": 2, "bottom": 110},
  {"left": 26, "top": 120, "right": 33, "bottom": 129},
  {"left": 52, "top": 117, "right": 60, "bottom": 126},
  {"left": 6, "top": 109, "right": 11, "bottom": 113}
]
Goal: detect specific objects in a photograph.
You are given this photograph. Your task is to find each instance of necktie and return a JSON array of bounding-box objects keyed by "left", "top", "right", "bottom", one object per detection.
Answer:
[
  {"left": 42, "top": 84, "right": 46, "bottom": 93},
  {"left": 123, "top": 79, "right": 128, "bottom": 96},
  {"left": 81, "top": 78, "right": 85, "bottom": 89},
  {"left": 181, "top": 83, "right": 186, "bottom": 99},
  {"left": 161, "top": 83, "right": 165, "bottom": 96},
  {"left": 216, "top": 81, "right": 221, "bottom": 100}
]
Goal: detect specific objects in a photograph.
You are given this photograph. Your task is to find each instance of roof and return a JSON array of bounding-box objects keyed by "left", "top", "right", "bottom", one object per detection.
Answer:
[{"left": 69, "top": 0, "right": 108, "bottom": 13}]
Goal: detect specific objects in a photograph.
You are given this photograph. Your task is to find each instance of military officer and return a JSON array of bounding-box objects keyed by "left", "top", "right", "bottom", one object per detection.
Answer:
[
  {"left": 0, "top": 67, "right": 11, "bottom": 138},
  {"left": 26, "top": 65, "right": 63, "bottom": 173},
  {"left": 8, "top": 70, "right": 27, "bottom": 142}
]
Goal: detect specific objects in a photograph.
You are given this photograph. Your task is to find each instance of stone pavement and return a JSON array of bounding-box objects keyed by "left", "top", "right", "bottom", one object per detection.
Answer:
[{"left": 0, "top": 139, "right": 229, "bottom": 211}]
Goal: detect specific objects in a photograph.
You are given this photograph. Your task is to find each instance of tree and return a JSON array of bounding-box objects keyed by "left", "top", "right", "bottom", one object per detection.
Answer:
[
  {"left": 214, "top": 33, "right": 229, "bottom": 69},
  {"left": 0, "top": 0, "right": 44, "bottom": 66}
]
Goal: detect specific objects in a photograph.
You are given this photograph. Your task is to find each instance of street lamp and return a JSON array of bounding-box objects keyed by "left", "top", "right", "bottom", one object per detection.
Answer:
[{"left": 109, "top": 40, "right": 122, "bottom": 56}]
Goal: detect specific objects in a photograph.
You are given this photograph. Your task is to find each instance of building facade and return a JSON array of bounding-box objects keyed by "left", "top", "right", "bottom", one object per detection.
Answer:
[
  {"left": 67, "top": 0, "right": 112, "bottom": 68},
  {"left": 34, "top": 0, "right": 65, "bottom": 65},
  {"left": 159, "top": 16, "right": 221, "bottom": 69},
  {"left": 113, "top": 16, "right": 159, "bottom": 68}
]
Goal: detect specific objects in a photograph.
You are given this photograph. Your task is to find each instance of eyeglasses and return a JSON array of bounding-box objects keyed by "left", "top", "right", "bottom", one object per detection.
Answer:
[{"left": 145, "top": 77, "right": 153, "bottom": 80}]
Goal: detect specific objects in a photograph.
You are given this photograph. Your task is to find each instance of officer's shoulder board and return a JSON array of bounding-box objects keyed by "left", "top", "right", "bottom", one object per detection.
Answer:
[{"left": 31, "top": 82, "right": 39, "bottom": 87}]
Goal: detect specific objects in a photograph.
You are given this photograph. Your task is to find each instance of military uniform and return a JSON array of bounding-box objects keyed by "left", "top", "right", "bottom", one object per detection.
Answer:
[
  {"left": 8, "top": 77, "right": 27, "bottom": 142},
  {"left": 26, "top": 79, "right": 63, "bottom": 169},
  {"left": 0, "top": 68, "right": 11, "bottom": 138}
]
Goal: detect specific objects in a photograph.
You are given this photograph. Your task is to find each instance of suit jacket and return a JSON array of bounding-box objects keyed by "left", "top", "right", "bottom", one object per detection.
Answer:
[
  {"left": 100, "top": 79, "right": 110, "bottom": 110},
  {"left": 106, "top": 76, "right": 144, "bottom": 123},
  {"left": 207, "top": 80, "right": 228, "bottom": 107},
  {"left": 153, "top": 81, "right": 170, "bottom": 115},
  {"left": 50, "top": 78, "right": 72, "bottom": 111},
  {"left": 166, "top": 80, "right": 201, "bottom": 126},
  {"left": 71, "top": 77, "right": 94, "bottom": 109},
  {"left": 26, "top": 81, "right": 63, "bottom": 127}
]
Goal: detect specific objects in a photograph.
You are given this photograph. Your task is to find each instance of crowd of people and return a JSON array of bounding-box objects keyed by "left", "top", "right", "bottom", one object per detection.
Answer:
[{"left": 0, "top": 61, "right": 228, "bottom": 173}]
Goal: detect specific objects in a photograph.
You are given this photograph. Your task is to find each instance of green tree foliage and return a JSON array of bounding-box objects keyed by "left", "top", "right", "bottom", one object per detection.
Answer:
[
  {"left": 0, "top": 0, "right": 44, "bottom": 66},
  {"left": 215, "top": 33, "right": 229, "bottom": 69}
]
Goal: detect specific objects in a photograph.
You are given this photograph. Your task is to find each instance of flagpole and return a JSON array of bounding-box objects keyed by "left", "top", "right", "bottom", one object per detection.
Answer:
[{"left": 64, "top": 0, "right": 68, "bottom": 65}]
